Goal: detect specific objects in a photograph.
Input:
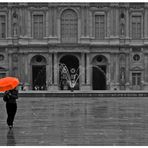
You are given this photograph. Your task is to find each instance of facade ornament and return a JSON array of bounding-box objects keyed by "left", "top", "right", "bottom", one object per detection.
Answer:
[
  {"left": 120, "top": 67, "right": 126, "bottom": 84},
  {"left": 120, "top": 12, "right": 125, "bottom": 36},
  {"left": 12, "top": 53, "right": 18, "bottom": 62},
  {"left": 12, "top": 10, "right": 18, "bottom": 37}
]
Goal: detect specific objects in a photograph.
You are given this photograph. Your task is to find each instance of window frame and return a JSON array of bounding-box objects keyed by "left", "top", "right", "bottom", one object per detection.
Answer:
[
  {"left": 95, "top": 15, "right": 105, "bottom": 39},
  {"left": 130, "top": 12, "right": 143, "bottom": 40},
  {"left": 60, "top": 9, "right": 78, "bottom": 43},
  {"left": 31, "top": 11, "right": 45, "bottom": 39},
  {"left": 132, "top": 72, "right": 141, "bottom": 86},
  {"left": 93, "top": 11, "right": 106, "bottom": 40},
  {"left": 0, "top": 12, "right": 7, "bottom": 39}
]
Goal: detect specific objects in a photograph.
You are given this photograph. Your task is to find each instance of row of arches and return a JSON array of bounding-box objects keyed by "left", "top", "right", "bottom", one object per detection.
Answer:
[{"left": 31, "top": 54, "right": 108, "bottom": 90}]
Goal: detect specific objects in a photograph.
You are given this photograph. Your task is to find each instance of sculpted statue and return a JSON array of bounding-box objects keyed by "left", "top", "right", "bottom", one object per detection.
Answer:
[
  {"left": 120, "top": 13, "right": 125, "bottom": 36},
  {"left": 13, "top": 11, "right": 18, "bottom": 37}
]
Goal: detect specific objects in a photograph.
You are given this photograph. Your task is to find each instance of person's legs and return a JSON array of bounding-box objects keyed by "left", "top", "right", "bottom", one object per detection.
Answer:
[{"left": 6, "top": 103, "right": 17, "bottom": 127}]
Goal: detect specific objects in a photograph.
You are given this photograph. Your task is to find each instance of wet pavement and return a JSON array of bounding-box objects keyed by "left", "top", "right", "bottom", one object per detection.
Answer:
[{"left": 0, "top": 96, "right": 148, "bottom": 145}]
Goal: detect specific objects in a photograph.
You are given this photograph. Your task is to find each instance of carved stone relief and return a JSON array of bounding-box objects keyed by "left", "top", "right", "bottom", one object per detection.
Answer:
[
  {"left": 119, "top": 54, "right": 126, "bottom": 85},
  {"left": 12, "top": 10, "right": 19, "bottom": 37}
]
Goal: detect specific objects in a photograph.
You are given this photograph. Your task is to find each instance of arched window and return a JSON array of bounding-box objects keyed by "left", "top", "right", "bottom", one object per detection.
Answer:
[{"left": 61, "top": 9, "right": 78, "bottom": 43}]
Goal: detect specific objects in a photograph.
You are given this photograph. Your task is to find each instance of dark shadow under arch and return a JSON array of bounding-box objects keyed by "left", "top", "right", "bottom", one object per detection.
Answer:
[
  {"left": 31, "top": 55, "right": 47, "bottom": 90},
  {"left": 92, "top": 65, "right": 106, "bottom": 90}
]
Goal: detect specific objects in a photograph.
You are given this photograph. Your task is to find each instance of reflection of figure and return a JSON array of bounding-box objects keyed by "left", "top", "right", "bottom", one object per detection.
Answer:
[
  {"left": 7, "top": 129, "right": 16, "bottom": 146},
  {"left": 3, "top": 88, "right": 18, "bottom": 129}
]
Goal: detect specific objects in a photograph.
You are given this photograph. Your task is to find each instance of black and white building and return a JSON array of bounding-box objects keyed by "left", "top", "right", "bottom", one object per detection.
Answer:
[{"left": 0, "top": 3, "right": 147, "bottom": 91}]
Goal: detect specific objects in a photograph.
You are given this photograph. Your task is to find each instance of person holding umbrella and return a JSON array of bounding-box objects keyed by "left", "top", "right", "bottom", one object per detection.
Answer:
[
  {"left": 0, "top": 77, "right": 19, "bottom": 129},
  {"left": 3, "top": 87, "right": 18, "bottom": 129}
]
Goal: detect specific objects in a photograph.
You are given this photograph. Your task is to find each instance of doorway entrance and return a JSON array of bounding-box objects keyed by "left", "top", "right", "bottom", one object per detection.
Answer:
[
  {"left": 31, "top": 55, "right": 47, "bottom": 90},
  {"left": 32, "top": 65, "right": 46, "bottom": 90},
  {"left": 92, "top": 55, "right": 108, "bottom": 90},
  {"left": 92, "top": 65, "right": 106, "bottom": 90}
]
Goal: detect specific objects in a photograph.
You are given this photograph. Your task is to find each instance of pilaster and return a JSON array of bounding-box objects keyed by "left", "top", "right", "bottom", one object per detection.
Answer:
[
  {"left": 47, "top": 53, "right": 52, "bottom": 90},
  {"left": 51, "top": 52, "right": 58, "bottom": 91},
  {"left": 8, "top": 8, "right": 12, "bottom": 38},
  {"left": 27, "top": 9, "right": 31, "bottom": 37},
  {"left": 81, "top": 52, "right": 85, "bottom": 86}
]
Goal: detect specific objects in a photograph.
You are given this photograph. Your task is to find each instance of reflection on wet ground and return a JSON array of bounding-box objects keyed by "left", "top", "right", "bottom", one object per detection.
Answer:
[
  {"left": 0, "top": 96, "right": 148, "bottom": 145},
  {"left": 7, "top": 129, "right": 16, "bottom": 146}
]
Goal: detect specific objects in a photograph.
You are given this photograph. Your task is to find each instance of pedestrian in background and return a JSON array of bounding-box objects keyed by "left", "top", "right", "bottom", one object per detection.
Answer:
[{"left": 3, "top": 87, "right": 18, "bottom": 129}]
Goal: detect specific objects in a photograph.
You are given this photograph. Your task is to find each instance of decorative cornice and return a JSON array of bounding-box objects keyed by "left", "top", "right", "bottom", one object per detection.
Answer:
[
  {"left": 89, "top": 3, "right": 110, "bottom": 8},
  {"left": 129, "top": 3, "right": 144, "bottom": 9}
]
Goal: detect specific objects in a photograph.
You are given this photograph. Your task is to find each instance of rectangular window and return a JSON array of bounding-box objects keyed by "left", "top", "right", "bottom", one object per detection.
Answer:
[
  {"left": 132, "top": 16, "right": 141, "bottom": 39},
  {"left": 0, "top": 15, "right": 6, "bottom": 39},
  {"left": 132, "top": 73, "right": 141, "bottom": 86},
  {"left": 95, "top": 15, "right": 105, "bottom": 39},
  {"left": 33, "top": 15, "right": 43, "bottom": 39}
]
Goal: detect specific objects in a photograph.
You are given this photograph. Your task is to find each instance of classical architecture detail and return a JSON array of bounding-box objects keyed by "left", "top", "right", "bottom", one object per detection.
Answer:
[
  {"left": 119, "top": 54, "right": 126, "bottom": 90},
  {"left": 12, "top": 9, "right": 19, "bottom": 37},
  {"left": 0, "top": 54, "right": 4, "bottom": 61},
  {"left": 1, "top": 3, "right": 148, "bottom": 91}
]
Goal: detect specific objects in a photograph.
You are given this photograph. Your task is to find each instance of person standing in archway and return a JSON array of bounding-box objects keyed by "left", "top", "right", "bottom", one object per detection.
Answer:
[{"left": 3, "top": 87, "right": 18, "bottom": 129}]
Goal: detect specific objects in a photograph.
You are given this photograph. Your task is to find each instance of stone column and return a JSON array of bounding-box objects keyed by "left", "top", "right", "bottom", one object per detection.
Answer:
[
  {"left": 89, "top": 8, "right": 93, "bottom": 38},
  {"left": 112, "top": 7, "right": 116, "bottom": 36},
  {"left": 24, "top": 8, "right": 27, "bottom": 37},
  {"left": 19, "top": 8, "right": 23, "bottom": 37},
  {"left": 80, "top": 52, "right": 85, "bottom": 86},
  {"left": 47, "top": 53, "right": 52, "bottom": 90},
  {"left": 125, "top": 53, "right": 130, "bottom": 90},
  {"left": 50, "top": 52, "right": 58, "bottom": 91},
  {"left": 8, "top": 51, "right": 12, "bottom": 76},
  {"left": 125, "top": 8, "right": 129, "bottom": 39},
  {"left": 21, "top": 52, "right": 30, "bottom": 90},
  {"left": 48, "top": 6, "right": 52, "bottom": 37},
  {"left": 27, "top": 9, "right": 31, "bottom": 38},
  {"left": 81, "top": 7, "right": 85, "bottom": 37},
  {"left": 45, "top": 9, "right": 49, "bottom": 37},
  {"left": 144, "top": 54, "right": 148, "bottom": 89},
  {"left": 117, "top": 54, "right": 120, "bottom": 89},
  {"left": 86, "top": 53, "right": 91, "bottom": 90},
  {"left": 54, "top": 7, "right": 57, "bottom": 37},
  {"left": 116, "top": 8, "right": 119, "bottom": 37},
  {"left": 80, "top": 52, "right": 85, "bottom": 90},
  {"left": 144, "top": 5, "right": 148, "bottom": 39},
  {"left": 8, "top": 8, "right": 12, "bottom": 38},
  {"left": 81, "top": 52, "right": 91, "bottom": 91},
  {"left": 106, "top": 8, "right": 110, "bottom": 38}
]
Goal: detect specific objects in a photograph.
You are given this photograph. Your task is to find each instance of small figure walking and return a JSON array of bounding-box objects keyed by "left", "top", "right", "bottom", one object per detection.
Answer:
[{"left": 3, "top": 87, "right": 18, "bottom": 129}]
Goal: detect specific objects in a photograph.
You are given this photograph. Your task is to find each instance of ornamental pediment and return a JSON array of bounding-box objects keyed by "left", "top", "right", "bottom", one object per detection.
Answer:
[{"left": 131, "top": 66, "right": 144, "bottom": 71}]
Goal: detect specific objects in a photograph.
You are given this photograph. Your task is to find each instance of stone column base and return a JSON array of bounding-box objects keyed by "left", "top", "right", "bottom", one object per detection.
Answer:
[
  {"left": 80, "top": 84, "right": 91, "bottom": 91},
  {"left": 143, "top": 83, "right": 148, "bottom": 90},
  {"left": 48, "top": 85, "right": 59, "bottom": 91}
]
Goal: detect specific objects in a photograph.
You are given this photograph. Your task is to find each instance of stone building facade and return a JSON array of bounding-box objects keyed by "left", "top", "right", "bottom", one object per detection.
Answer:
[{"left": 0, "top": 2, "right": 148, "bottom": 91}]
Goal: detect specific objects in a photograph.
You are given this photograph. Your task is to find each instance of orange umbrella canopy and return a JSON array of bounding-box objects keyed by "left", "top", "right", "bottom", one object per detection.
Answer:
[{"left": 0, "top": 77, "right": 20, "bottom": 92}]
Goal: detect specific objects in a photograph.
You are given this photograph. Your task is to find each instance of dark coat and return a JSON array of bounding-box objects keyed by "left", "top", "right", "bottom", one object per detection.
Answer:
[{"left": 3, "top": 89, "right": 18, "bottom": 103}]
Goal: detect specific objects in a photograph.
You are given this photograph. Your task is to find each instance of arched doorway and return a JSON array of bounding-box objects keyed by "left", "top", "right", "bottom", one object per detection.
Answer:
[
  {"left": 92, "top": 55, "right": 107, "bottom": 90},
  {"left": 59, "top": 55, "right": 79, "bottom": 90},
  {"left": 31, "top": 55, "right": 47, "bottom": 90}
]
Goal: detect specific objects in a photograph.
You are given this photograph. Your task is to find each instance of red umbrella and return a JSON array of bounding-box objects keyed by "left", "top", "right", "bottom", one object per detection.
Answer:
[{"left": 0, "top": 77, "right": 20, "bottom": 92}]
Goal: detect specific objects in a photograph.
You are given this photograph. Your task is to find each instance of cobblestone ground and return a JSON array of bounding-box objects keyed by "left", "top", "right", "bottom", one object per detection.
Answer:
[{"left": 0, "top": 96, "right": 148, "bottom": 146}]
